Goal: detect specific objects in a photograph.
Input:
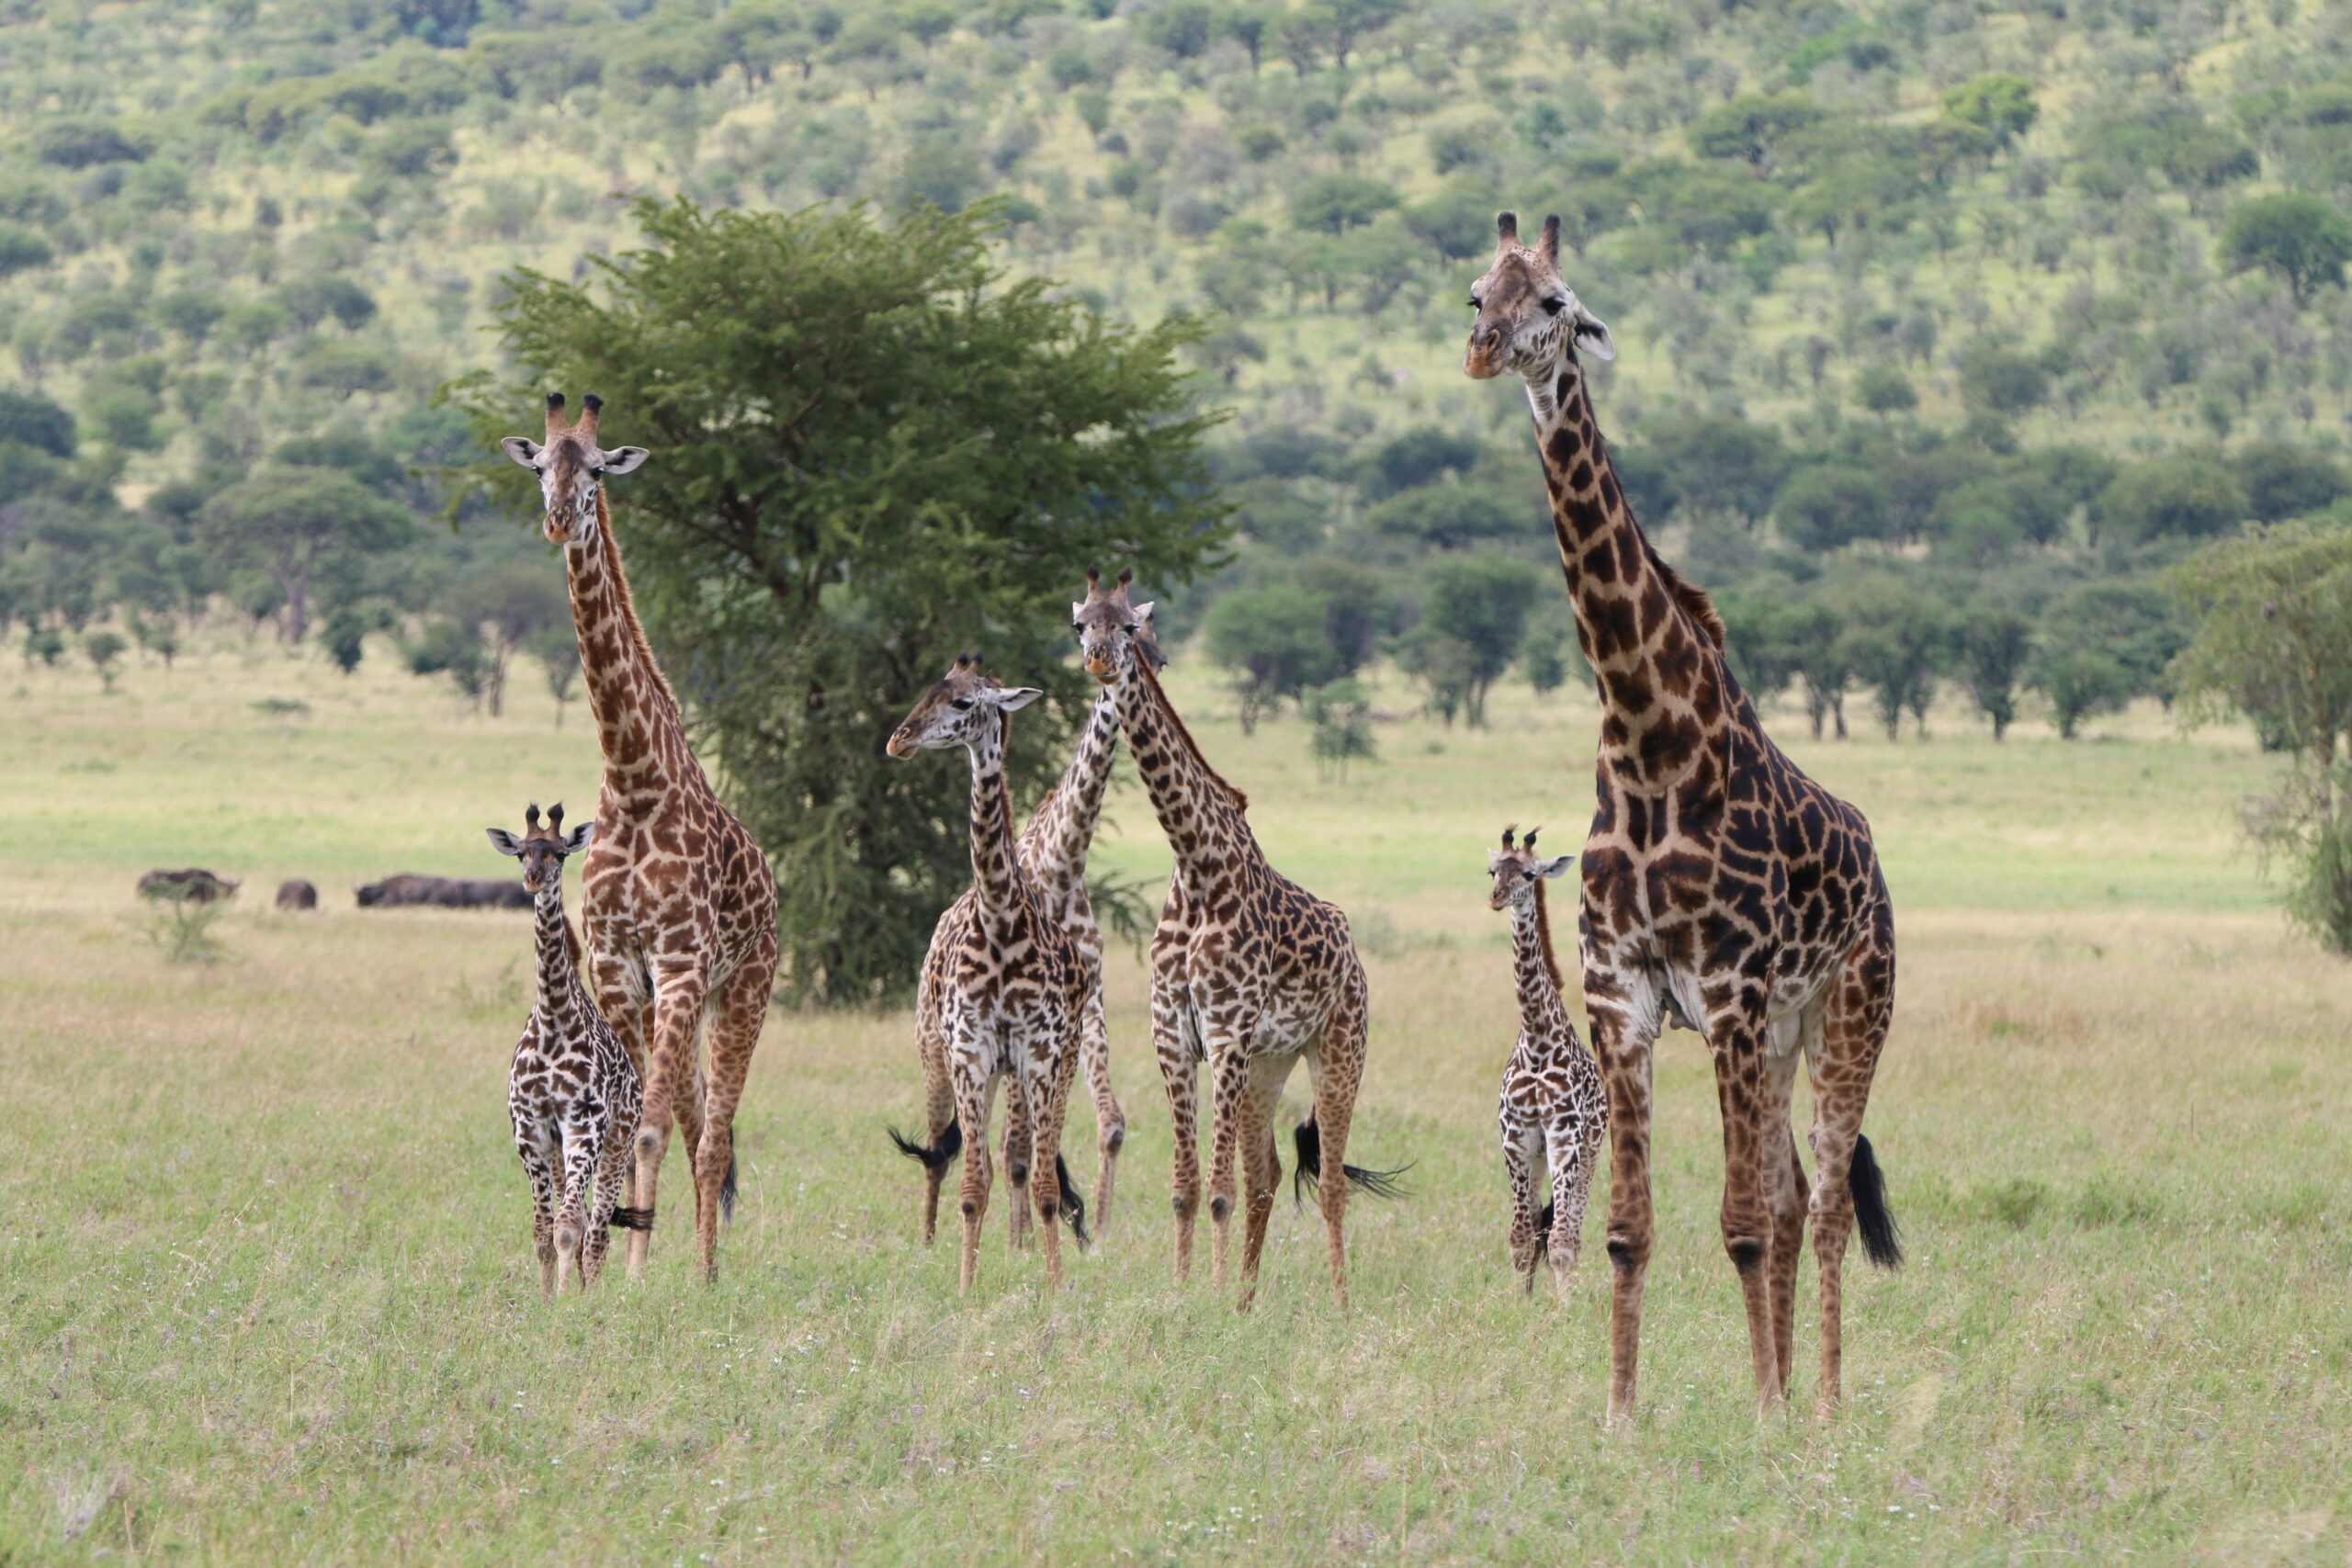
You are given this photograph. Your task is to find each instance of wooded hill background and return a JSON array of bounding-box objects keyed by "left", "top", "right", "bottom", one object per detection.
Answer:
[{"left": 6, "top": 0, "right": 2352, "bottom": 745}]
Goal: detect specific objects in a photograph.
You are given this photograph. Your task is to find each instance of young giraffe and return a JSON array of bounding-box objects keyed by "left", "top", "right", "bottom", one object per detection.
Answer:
[
  {"left": 893, "top": 681, "right": 1127, "bottom": 1248},
  {"left": 886, "top": 655, "right": 1091, "bottom": 1293},
  {"left": 1486, "top": 826, "right": 1607, "bottom": 1297},
  {"left": 500, "top": 393, "right": 781, "bottom": 1284},
  {"left": 1464, "top": 214, "right": 1902, "bottom": 1420},
  {"left": 1075, "top": 569, "right": 1400, "bottom": 1313},
  {"left": 489, "top": 804, "right": 646, "bottom": 1297}
]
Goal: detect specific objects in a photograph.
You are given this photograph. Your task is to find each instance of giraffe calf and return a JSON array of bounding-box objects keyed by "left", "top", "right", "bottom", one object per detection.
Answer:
[
  {"left": 1487, "top": 827, "right": 1607, "bottom": 1296},
  {"left": 489, "top": 804, "right": 645, "bottom": 1296}
]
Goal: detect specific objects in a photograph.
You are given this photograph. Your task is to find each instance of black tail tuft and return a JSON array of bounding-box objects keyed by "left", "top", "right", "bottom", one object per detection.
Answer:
[
  {"left": 609, "top": 1204, "right": 653, "bottom": 1231},
  {"left": 1293, "top": 1117, "right": 1414, "bottom": 1207},
  {"left": 1536, "top": 1201, "right": 1555, "bottom": 1244},
  {"left": 1849, "top": 1133, "right": 1902, "bottom": 1270},
  {"left": 1055, "top": 1151, "right": 1091, "bottom": 1251},
  {"left": 888, "top": 1119, "right": 964, "bottom": 1172},
  {"left": 720, "top": 1143, "right": 739, "bottom": 1224}
]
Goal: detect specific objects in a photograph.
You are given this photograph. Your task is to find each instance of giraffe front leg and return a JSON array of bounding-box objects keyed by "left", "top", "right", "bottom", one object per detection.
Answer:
[
  {"left": 1201, "top": 1016, "right": 1260, "bottom": 1294},
  {"left": 1233, "top": 1053, "right": 1293, "bottom": 1314},
  {"left": 590, "top": 958, "right": 653, "bottom": 1279},
  {"left": 1080, "top": 987, "right": 1124, "bottom": 1239},
  {"left": 1019, "top": 1025, "right": 1075, "bottom": 1293},
  {"left": 584, "top": 1111, "right": 633, "bottom": 1289},
  {"left": 1760, "top": 1042, "right": 1810, "bottom": 1398},
  {"left": 554, "top": 1109, "right": 603, "bottom": 1295},
  {"left": 1151, "top": 965, "right": 1201, "bottom": 1282},
  {"left": 1545, "top": 1111, "right": 1601, "bottom": 1298},
  {"left": 636, "top": 963, "right": 710, "bottom": 1283},
  {"left": 1500, "top": 1114, "right": 1542, "bottom": 1292},
  {"left": 1707, "top": 1006, "right": 1786, "bottom": 1414},
  {"left": 1001, "top": 1078, "right": 1034, "bottom": 1254},
  {"left": 517, "top": 1121, "right": 559, "bottom": 1300},
  {"left": 946, "top": 1021, "right": 996, "bottom": 1297},
  {"left": 1587, "top": 964, "right": 1659, "bottom": 1426}
]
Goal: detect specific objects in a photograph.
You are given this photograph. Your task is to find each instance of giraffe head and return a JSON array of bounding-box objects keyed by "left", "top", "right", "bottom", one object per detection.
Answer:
[
  {"left": 1488, "top": 825, "right": 1574, "bottom": 912},
  {"left": 1463, "top": 213, "right": 1615, "bottom": 382},
  {"left": 886, "top": 654, "right": 1043, "bottom": 760},
  {"left": 1072, "top": 566, "right": 1159, "bottom": 685},
  {"left": 486, "top": 802, "right": 595, "bottom": 896},
  {"left": 500, "top": 392, "right": 650, "bottom": 546}
]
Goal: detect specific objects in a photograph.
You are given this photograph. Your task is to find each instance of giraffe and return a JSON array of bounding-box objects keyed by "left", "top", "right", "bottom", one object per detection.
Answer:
[
  {"left": 885, "top": 655, "right": 1091, "bottom": 1293},
  {"left": 892, "top": 679, "right": 1127, "bottom": 1247},
  {"left": 1486, "top": 826, "right": 1607, "bottom": 1297},
  {"left": 1074, "top": 569, "right": 1401, "bottom": 1313},
  {"left": 488, "top": 804, "right": 646, "bottom": 1297},
  {"left": 1464, "top": 214, "right": 1903, "bottom": 1420},
  {"left": 500, "top": 393, "right": 781, "bottom": 1284}
]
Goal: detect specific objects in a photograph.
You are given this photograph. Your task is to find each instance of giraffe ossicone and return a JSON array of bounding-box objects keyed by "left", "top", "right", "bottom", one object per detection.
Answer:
[{"left": 1465, "top": 221, "right": 1903, "bottom": 1422}]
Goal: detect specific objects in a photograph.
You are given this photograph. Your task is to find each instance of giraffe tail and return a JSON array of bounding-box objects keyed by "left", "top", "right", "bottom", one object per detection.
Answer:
[
  {"left": 1536, "top": 1201, "right": 1555, "bottom": 1245},
  {"left": 1849, "top": 1134, "right": 1903, "bottom": 1270},
  {"left": 720, "top": 1140, "right": 738, "bottom": 1224},
  {"left": 888, "top": 1119, "right": 963, "bottom": 1171},
  {"left": 1054, "top": 1151, "right": 1091, "bottom": 1251},
  {"left": 610, "top": 1204, "right": 654, "bottom": 1231},
  {"left": 1291, "top": 1117, "right": 1414, "bottom": 1207}
]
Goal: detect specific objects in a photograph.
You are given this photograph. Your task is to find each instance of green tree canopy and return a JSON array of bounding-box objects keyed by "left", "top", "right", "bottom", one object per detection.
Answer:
[
  {"left": 1399, "top": 552, "right": 1539, "bottom": 727},
  {"left": 2095, "top": 454, "right": 2249, "bottom": 542},
  {"left": 456, "top": 197, "right": 1227, "bottom": 1004},
  {"left": 2219, "top": 193, "right": 2352, "bottom": 304},
  {"left": 198, "top": 468, "right": 413, "bottom": 644},
  {"left": 1203, "top": 581, "right": 1340, "bottom": 732},
  {"left": 1939, "top": 74, "right": 2038, "bottom": 146}
]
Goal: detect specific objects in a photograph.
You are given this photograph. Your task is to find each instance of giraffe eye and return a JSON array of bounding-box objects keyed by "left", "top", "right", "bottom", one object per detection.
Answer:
[
  {"left": 1522, "top": 869, "right": 1536, "bottom": 878},
  {"left": 1124, "top": 622, "right": 1138, "bottom": 634},
  {"left": 1542, "top": 297, "right": 1565, "bottom": 315},
  {"left": 1465, "top": 296, "right": 1479, "bottom": 310},
  {"left": 950, "top": 697, "right": 974, "bottom": 711}
]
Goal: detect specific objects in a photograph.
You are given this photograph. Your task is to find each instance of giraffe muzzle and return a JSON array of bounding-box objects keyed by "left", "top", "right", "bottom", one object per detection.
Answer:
[{"left": 886, "top": 730, "right": 918, "bottom": 760}]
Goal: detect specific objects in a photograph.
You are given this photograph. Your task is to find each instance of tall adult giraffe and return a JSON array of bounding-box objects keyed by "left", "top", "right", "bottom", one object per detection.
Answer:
[
  {"left": 501, "top": 392, "right": 780, "bottom": 1284},
  {"left": 1074, "top": 569, "right": 1398, "bottom": 1312},
  {"left": 1464, "top": 216, "right": 1903, "bottom": 1420}
]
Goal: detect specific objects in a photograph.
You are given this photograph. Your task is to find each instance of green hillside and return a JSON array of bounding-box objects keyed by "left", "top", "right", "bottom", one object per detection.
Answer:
[{"left": 5, "top": 0, "right": 2352, "bottom": 738}]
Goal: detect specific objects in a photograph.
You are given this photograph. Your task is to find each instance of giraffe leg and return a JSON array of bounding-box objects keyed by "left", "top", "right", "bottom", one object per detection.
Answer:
[
  {"left": 1501, "top": 1112, "right": 1542, "bottom": 1292},
  {"left": 634, "top": 962, "right": 710, "bottom": 1283},
  {"left": 916, "top": 987, "right": 954, "bottom": 1247},
  {"left": 590, "top": 960, "right": 654, "bottom": 1279},
  {"left": 694, "top": 933, "right": 776, "bottom": 1285},
  {"left": 1810, "top": 917, "right": 1897, "bottom": 1416},
  {"left": 1544, "top": 1111, "right": 1596, "bottom": 1297},
  {"left": 1708, "top": 1010, "right": 1786, "bottom": 1414},
  {"left": 1001, "top": 1083, "right": 1034, "bottom": 1254},
  {"left": 584, "top": 1111, "right": 632, "bottom": 1289},
  {"left": 1020, "top": 1026, "right": 1074, "bottom": 1293},
  {"left": 1587, "top": 963, "right": 1659, "bottom": 1426},
  {"left": 1234, "top": 1053, "right": 1294, "bottom": 1314},
  {"left": 1151, "top": 961, "right": 1202, "bottom": 1283},
  {"left": 1761, "top": 1038, "right": 1811, "bottom": 1398},
  {"left": 1201, "top": 1013, "right": 1261, "bottom": 1293},
  {"left": 1080, "top": 987, "right": 1124, "bottom": 1239},
  {"left": 950, "top": 1043, "right": 996, "bottom": 1297},
  {"left": 1305, "top": 968, "right": 1369, "bottom": 1312},
  {"left": 518, "top": 1122, "right": 559, "bottom": 1300},
  {"left": 554, "top": 1110, "right": 601, "bottom": 1295}
]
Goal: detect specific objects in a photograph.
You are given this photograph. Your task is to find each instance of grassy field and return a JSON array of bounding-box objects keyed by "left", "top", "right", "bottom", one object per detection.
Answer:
[{"left": 3, "top": 636, "right": 2349, "bottom": 1565}]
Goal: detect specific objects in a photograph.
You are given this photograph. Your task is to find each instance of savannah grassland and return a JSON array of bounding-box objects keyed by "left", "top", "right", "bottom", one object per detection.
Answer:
[{"left": 1, "top": 634, "right": 2347, "bottom": 1567}]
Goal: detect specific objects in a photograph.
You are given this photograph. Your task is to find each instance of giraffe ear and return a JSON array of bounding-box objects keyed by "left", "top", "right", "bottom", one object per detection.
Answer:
[
  {"left": 995, "top": 686, "right": 1045, "bottom": 711},
  {"left": 1535, "top": 854, "right": 1577, "bottom": 879},
  {"left": 500, "top": 437, "right": 542, "bottom": 468},
  {"left": 486, "top": 829, "right": 525, "bottom": 856},
  {"left": 1127, "top": 601, "right": 1155, "bottom": 625},
  {"left": 563, "top": 821, "right": 596, "bottom": 854},
  {"left": 1571, "top": 302, "right": 1615, "bottom": 362},
  {"left": 599, "top": 446, "right": 650, "bottom": 475},
  {"left": 1071, "top": 602, "right": 1087, "bottom": 624}
]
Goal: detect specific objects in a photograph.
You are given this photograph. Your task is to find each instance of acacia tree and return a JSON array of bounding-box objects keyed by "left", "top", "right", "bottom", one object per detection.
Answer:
[
  {"left": 198, "top": 469, "right": 413, "bottom": 644},
  {"left": 2173, "top": 517, "right": 2352, "bottom": 952},
  {"left": 455, "top": 198, "right": 1228, "bottom": 1003}
]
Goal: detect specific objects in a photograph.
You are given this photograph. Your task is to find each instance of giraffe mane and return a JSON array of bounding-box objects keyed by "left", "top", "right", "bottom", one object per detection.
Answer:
[
  {"left": 1531, "top": 873, "right": 1565, "bottom": 994},
  {"left": 1647, "top": 541, "right": 1726, "bottom": 649},
  {"left": 561, "top": 909, "right": 582, "bottom": 969},
  {"left": 592, "top": 487, "right": 684, "bottom": 720},
  {"left": 1136, "top": 657, "right": 1248, "bottom": 812}
]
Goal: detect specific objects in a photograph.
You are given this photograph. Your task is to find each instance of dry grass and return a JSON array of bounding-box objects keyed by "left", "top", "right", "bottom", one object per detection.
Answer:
[{"left": 1, "top": 638, "right": 2347, "bottom": 1563}]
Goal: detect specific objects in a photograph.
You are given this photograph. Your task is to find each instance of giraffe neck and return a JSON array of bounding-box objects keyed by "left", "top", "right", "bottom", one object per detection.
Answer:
[
  {"left": 532, "top": 881, "right": 587, "bottom": 1029},
  {"left": 965, "top": 714, "right": 1027, "bottom": 927},
  {"left": 1112, "top": 659, "right": 1258, "bottom": 904},
  {"left": 1019, "top": 690, "right": 1119, "bottom": 909},
  {"left": 1524, "top": 355, "right": 1729, "bottom": 793},
  {"left": 564, "top": 488, "right": 694, "bottom": 799},
  {"left": 1508, "top": 886, "right": 1567, "bottom": 1040}
]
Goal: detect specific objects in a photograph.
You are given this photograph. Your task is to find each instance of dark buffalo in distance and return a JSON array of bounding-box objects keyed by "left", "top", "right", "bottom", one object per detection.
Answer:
[
  {"left": 354, "top": 875, "right": 532, "bottom": 910},
  {"left": 137, "top": 868, "right": 240, "bottom": 904},
  {"left": 276, "top": 879, "right": 319, "bottom": 911}
]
